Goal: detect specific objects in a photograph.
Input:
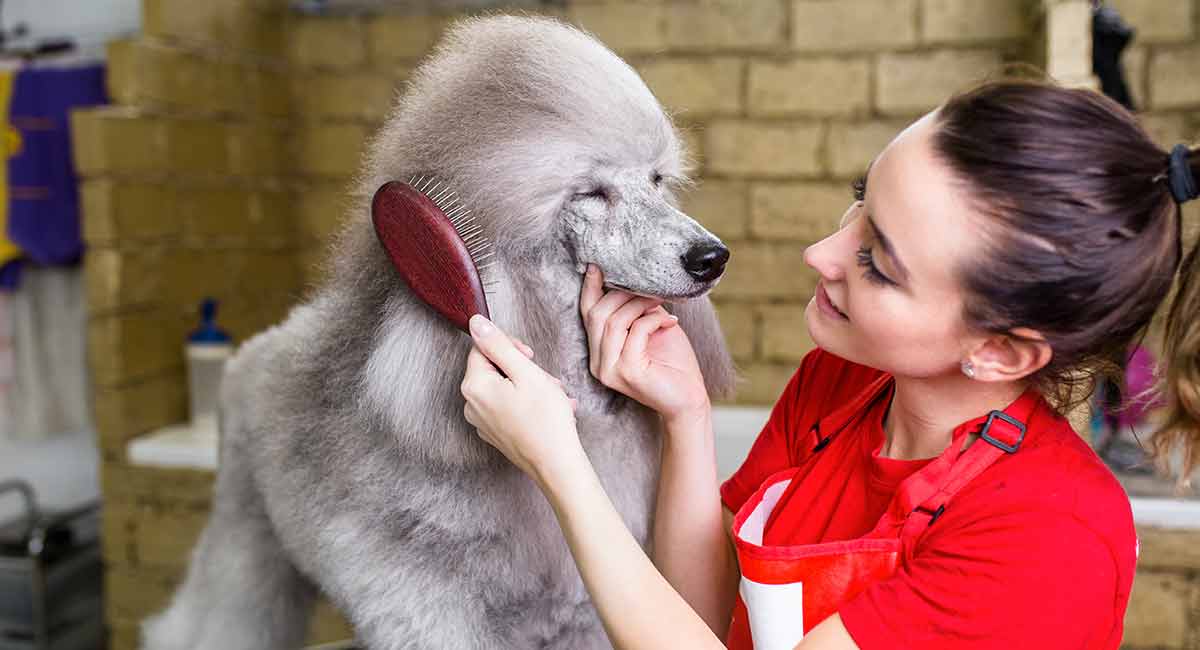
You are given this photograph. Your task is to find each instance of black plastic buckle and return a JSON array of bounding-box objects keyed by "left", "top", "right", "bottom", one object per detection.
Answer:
[
  {"left": 915, "top": 504, "right": 945, "bottom": 526},
  {"left": 978, "top": 410, "right": 1026, "bottom": 454}
]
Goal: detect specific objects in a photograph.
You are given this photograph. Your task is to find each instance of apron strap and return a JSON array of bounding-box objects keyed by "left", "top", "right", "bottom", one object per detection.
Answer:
[{"left": 894, "top": 390, "right": 1038, "bottom": 553}]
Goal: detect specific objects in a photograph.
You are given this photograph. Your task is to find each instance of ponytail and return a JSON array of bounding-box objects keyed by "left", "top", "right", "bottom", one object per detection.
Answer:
[{"left": 1152, "top": 144, "right": 1200, "bottom": 485}]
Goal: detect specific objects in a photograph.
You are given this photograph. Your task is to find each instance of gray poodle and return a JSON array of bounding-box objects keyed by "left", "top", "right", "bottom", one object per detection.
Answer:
[{"left": 141, "top": 15, "right": 736, "bottom": 650}]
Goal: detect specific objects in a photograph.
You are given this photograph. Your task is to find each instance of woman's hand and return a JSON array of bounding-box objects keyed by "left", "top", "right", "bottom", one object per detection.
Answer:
[
  {"left": 580, "top": 264, "right": 710, "bottom": 425},
  {"left": 461, "top": 315, "right": 586, "bottom": 485}
]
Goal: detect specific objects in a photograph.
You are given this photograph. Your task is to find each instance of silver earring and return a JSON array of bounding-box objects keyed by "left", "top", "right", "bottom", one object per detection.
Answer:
[{"left": 961, "top": 360, "right": 976, "bottom": 379}]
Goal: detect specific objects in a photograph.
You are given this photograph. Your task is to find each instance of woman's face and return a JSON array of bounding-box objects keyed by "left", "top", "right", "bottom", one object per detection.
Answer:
[{"left": 803, "top": 110, "right": 985, "bottom": 379}]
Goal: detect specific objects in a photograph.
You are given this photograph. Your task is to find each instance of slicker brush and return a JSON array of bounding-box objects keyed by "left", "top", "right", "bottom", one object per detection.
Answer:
[{"left": 371, "top": 176, "right": 498, "bottom": 333}]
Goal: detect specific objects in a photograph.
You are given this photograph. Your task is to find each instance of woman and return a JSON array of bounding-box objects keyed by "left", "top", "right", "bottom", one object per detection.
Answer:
[{"left": 459, "top": 77, "right": 1200, "bottom": 649}]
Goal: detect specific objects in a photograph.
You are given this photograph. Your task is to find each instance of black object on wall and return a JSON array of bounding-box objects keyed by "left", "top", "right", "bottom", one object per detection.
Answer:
[{"left": 1092, "top": 1, "right": 1136, "bottom": 111}]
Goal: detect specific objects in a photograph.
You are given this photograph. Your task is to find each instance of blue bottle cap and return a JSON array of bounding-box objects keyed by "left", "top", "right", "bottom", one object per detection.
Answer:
[{"left": 188, "top": 298, "right": 232, "bottom": 344}]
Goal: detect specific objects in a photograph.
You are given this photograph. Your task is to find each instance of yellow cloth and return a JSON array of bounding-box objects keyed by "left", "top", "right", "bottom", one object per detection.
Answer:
[{"left": 0, "top": 69, "right": 22, "bottom": 267}]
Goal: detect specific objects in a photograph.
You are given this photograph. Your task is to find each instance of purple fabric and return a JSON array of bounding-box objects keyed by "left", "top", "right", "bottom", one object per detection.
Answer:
[
  {"left": 5, "top": 62, "right": 107, "bottom": 273},
  {"left": 1117, "top": 345, "right": 1163, "bottom": 426}
]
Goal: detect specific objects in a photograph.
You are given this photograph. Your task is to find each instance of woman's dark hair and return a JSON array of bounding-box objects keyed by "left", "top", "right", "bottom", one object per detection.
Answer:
[{"left": 933, "top": 76, "right": 1200, "bottom": 479}]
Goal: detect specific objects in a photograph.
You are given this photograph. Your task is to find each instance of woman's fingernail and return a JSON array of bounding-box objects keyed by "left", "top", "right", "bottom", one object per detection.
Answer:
[
  {"left": 469, "top": 314, "right": 494, "bottom": 338},
  {"left": 586, "top": 264, "right": 596, "bottom": 276}
]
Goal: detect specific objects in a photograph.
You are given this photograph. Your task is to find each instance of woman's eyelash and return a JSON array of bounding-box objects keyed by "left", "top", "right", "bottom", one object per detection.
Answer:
[
  {"left": 856, "top": 243, "right": 892, "bottom": 287},
  {"left": 852, "top": 175, "right": 867, "bottom": 202}
]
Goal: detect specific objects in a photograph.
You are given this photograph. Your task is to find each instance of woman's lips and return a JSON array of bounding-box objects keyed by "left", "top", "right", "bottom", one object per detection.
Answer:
[{"left": 817, "top": 282, "right": 848, "bottom": 320}]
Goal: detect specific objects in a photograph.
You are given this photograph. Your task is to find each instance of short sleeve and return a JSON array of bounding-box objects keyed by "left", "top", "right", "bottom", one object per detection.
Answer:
[
  {"left": 839, "top": 510, "right": 1125, "bottom": 649},
  {"left": 719, "top": 350, "right": 817, "bottom": 514}
]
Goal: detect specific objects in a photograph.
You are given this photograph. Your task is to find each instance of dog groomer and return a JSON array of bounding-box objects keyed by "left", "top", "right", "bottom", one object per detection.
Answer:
[{"left": 460, "top": 78, "right": 1200, "bottom": 649}]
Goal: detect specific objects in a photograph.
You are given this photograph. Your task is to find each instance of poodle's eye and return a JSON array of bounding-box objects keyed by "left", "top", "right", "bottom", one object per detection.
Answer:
[
  {"left": 652, "top": 172, "right": 664, "bottom": 186},
  {"left": 575, "top": 188, "right": 608, "bottom": 201}
]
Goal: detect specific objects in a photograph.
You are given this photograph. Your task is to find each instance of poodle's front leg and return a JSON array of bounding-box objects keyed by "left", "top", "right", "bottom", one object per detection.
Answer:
[{"left": 140, "top": 457, "right": 316, "bottom": 650}]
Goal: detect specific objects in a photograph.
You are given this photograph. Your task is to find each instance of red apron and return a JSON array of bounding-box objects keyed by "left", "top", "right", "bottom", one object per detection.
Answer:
[{"left": 726, "top": 377, "right": 1037, "bottom": 650}]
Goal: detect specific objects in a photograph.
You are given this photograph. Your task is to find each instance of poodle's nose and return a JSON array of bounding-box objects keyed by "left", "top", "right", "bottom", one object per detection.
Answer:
[{"left": 682, "top": 243, "right": 730, "bottom": 282}]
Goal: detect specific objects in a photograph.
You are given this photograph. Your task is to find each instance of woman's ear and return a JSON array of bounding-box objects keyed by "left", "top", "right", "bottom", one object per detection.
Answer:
[{"left": 967, "top": 327, "right": 1053, "bottom": 383}]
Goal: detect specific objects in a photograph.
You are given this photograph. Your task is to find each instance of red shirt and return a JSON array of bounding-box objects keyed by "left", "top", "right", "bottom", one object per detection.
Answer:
[{"left": 720, "top": 347, "right": 1137, "bottom": 649}]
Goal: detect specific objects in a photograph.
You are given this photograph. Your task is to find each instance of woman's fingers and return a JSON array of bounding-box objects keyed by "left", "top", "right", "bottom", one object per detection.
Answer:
[
  {"left": 598, "top": 297, "right": 662, "bottom": 380},
  {"left": 579, "top": 264, "right": 604, "bottom": 318},
  {"left": 623, "top": 308, "right": 679, "bottom": 365},
  {"left": 468, "top": 315, "right": 538, "bottom": 384}
]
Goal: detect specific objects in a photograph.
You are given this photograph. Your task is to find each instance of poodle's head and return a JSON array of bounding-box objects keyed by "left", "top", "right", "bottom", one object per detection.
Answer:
[{"left": 358, "top": 14, "right": 728, "bottom": 301}]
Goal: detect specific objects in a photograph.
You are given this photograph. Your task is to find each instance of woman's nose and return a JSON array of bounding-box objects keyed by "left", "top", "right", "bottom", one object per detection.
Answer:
[{"left": 803, "top": 231, "right": 846, "bottom": 282}]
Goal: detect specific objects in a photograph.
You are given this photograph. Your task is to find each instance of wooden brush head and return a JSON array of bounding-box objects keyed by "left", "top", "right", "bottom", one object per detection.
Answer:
[{"left": 371, "top": 180, "right": 490, "bottom": 333}]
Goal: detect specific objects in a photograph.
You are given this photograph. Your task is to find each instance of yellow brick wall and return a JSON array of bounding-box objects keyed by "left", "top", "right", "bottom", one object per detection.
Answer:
[{"left": 76, "top": 1, "right": 1200, "bottom": 648}]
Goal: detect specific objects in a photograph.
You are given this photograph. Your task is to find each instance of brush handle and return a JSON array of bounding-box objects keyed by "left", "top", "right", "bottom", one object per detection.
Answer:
[{"left": 372, "top": 181, "right": 490, "bottom": 333}]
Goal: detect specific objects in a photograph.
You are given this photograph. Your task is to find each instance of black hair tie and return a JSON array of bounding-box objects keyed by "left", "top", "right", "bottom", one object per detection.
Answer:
[{"left": 1168, "top": 143, "right": 1198, "bottom": 204}]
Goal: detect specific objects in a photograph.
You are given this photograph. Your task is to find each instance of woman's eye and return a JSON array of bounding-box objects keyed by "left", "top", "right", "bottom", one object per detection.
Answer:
[
  {"left": 855, "top": 243, "right": 893, "bottom": 287},
  {"left": 851, "top": 175, "right": 866, "bottom": 202}
]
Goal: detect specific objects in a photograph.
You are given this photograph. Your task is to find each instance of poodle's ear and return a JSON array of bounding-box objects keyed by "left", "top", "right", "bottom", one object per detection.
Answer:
[{"left": 666, "top": 297, "right": 739, "bottom": 401}]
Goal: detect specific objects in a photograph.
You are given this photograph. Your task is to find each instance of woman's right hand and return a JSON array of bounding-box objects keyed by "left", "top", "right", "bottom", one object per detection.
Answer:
[{"left": 579, "top": 264, "right": 710, "bottom": 425}]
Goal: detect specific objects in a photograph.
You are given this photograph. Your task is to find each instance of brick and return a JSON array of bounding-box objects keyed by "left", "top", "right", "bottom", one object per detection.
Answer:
[
  {"left": 748, "top": 57, "right": 869, "bottom": 117},
  {"left": 706, "top": 122, "right": 823, "bottom": 177},
  {"left": 220, "top": 293, "right": 299, "bottom": 341},
  {"left": 81, "top": 181, "right": 176, "bottom": 244},
  {"left": 292, "top": 71, "right": 398, "bottom": 122},
  {"left": 1111, "top": 0, "right": 1195, "bottom": 44},
  {"left": 308, "top": 598, "right": 356, "bottom": 646},
  {"left": 144, "top": 0, "right": 286, "bottom": 56},
  {"left": 173, "top": 188, "right": 292, "bottom": 248},
  {"left": 166, "top": 120, "right": 230, "bottom": 175},
  {"left": 1123, "top": 45, "right": 1148, "bottom": 110},
  {"left": 713, "top": 301, "right": 756, "bottom": 361},
  {"left": 294, "top": 123, "right": 367, "bottom": 177},
  {"left": 89, "top": 310, "right": 186, "bottom": 386},
  {"left": 106, "top": 566, "right": 180, "bottom": 627},
  {"left": 826, "top": 120, "right": 908, "bottom": 179},
  {"left": 1149, "top": 45, "right": 1200, "bottom": 110},
  {"left": 70, "top": 108, "right": 168, "bottom": 176},
  {"left": 876, "top": 49, "right": 1003, "bottom": 115},
  {"left": 920, "top": 0, "right": 1027, "bottom": 44},
  {"left": 1139, "top": 113, "right": 1194, "bottom": 151},
  {"left": 638, "top": 58, "right": 743, "bottom": 117},
  {"left": 680, "top": 126, "right": 704, "bottom": 174},
  {"left": 760, "top": 304, "right": 814, "bottom": 362},
  {"left": 570, "top": 3, "right": 668, "bottom": 55},
  {"left": 247, "top": 68, "right": 291, "bottom": 118},
  {"left": 792, "top": 0, "right": 917, "bottom": 52},
  {"left": 299, "top": 247, "right": 332, "bottom": 289},
  {"left": 750, "top": 181, "right": 849, "bottom": 241},
  {"left": 681, "top": 179, "right": 749, "bottom": 240},
  {"left": 665, "top": 0, "right": 786, "bottom": 51},
  {"left": 227, "top": 123, "right": 288, "bottom": 177},
  {"left": 93, "top": 374, "right": 188, "bottom": 461},
  {"left": 101, "top": 502, "right": 138, "bottom": 569},
  {"left": 299, "top": 183, "right": 351, "bottom": 243},
  {"left": 289, "top": 16, "right": 367, "bottom": 69},
  {"left": 1045, "top": 1, "right": 1093, "bottom": 83},
  {"left": 1122, "top": 570, "right": 1190, "bottom": 649},
  {"left": 735, "top": 362, "right": 800, "bottom": 405},
  {"left": 106, "top": 40, "right": 250, "bottom": 116},
  {"left": 100, "top": 461, "right": 214, "bottom": 507},
  {"left": 135, "top": 506, "right": 211, "bottom": 569},
  {"left": 366, "top": 14, "right": 443, "bottom": 64},
  {"left": 1136, "top": 526, "right": 1200, "bottom": 571},
  {"left": 85, "top": 246, "right": 168, "bottom": 313},
  {"left": 712, "top": 241, "right": 817, "bottom": 299}
]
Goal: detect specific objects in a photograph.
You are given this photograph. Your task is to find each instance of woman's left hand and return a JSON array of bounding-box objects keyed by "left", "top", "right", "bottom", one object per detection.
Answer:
[{"left": 461, "top": 314, "right": 584, "bottom": 484}]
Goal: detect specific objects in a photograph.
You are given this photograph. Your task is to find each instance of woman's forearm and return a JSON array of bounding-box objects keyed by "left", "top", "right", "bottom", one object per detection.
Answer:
[
  {"left": 538, "top": 446, "right": 725, "bottom": 650},
  {"left": 652, "top": 407, "right": 739, "bottom": 637}
]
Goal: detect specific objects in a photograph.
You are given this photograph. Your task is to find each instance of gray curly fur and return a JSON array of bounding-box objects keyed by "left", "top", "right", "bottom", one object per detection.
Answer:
[{"left": 141, "top": 14, "right": 737, "bottom": 650}]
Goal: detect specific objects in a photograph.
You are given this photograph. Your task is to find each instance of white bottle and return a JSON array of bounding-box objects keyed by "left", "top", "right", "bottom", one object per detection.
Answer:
[{"left": 186, "top": 298, "right": 234, "bottom": 433}]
